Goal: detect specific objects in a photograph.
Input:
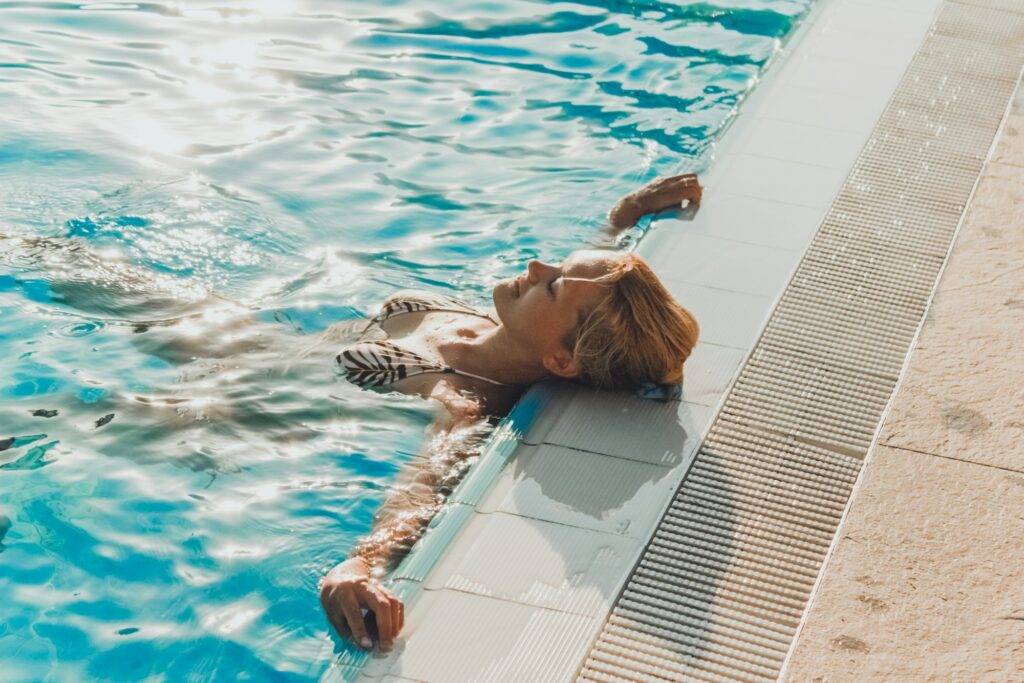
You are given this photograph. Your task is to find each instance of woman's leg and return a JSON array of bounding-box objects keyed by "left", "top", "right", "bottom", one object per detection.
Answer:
[
  {"left": 0, "top": 231, "right": 277, "bottom": 361},
  {"left": 1, "top": 232, "right": 216, "bottom": 319}
]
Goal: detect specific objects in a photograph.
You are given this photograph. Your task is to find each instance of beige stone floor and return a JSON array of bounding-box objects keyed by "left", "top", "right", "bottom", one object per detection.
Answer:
[{"left": 782, "top": 84, "right": 1024, "bottom": 680}]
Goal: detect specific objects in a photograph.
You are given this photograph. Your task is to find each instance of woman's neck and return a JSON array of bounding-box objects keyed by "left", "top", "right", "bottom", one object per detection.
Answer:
[{"left": 442, "top": 324, "right": 550, "bottom": 387}]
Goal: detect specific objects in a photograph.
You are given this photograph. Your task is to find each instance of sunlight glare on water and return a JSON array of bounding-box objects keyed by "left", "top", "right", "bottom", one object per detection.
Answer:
[{"left": 0, "top": 0, "right": 812, "bottom": 680}]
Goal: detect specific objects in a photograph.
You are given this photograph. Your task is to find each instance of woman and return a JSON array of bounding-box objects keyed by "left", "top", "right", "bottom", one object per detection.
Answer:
[{"left": 319, "top": 173, "right": 703, "bottom": 651}]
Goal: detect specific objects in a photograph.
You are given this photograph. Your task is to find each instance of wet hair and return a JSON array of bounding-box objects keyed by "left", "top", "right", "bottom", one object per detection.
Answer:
[{"left": 564, "top": 252, "right": 699, "bottom": 391}]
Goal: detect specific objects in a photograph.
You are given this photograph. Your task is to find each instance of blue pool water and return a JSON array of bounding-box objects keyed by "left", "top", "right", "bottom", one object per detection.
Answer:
[{"left": 0, "top": 1, "right": 811, "bottom": 679}]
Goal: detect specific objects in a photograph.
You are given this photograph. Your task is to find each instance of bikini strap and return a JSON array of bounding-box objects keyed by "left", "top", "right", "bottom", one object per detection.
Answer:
[{"left": 374, "top": 290, "right": 496, "bottom": 325}]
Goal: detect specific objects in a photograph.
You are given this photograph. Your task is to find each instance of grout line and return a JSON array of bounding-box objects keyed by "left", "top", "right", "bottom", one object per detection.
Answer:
[
  {"left": 757, "top": 111, "right": 873, "bottom": 136},
  {"left": 728, "top": 148, "right": 857, "bottom": 172},
  {"left": 658, "top": 277, "right": 778, "bottom": 301},
  {"left": 465, "top": 506, "right": 641, "bottom": 539},
  {"left": 948, "top": 0, "right": 1024, "bottom": 14},
  {"left": 648, "top": 222, "right": 812, "bottom": 252},
  {"left": 469, "top": 505, "right": 648, "bottom": 540},
  {"left": 881, "top": 442, "right": 1024, "bottom": 475},
  {"left": 517, "top": 438, "right": 686, "bottom": 469},
  {"left": 418, "top": 584, "right": 600, "bottom": 619}
]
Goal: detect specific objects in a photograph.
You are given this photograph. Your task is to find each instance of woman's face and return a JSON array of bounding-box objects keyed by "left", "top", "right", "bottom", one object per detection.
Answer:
[{"left": 492, "top": 250, "right": 619, "bottom": 374}]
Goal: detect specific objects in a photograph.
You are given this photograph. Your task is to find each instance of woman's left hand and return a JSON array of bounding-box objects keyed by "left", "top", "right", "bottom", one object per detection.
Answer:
[{"left": 320, "top": 557, "right": 405, "bottom": 651}]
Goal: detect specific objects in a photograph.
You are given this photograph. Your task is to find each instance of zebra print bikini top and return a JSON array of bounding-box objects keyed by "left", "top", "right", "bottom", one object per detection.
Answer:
[{"left": 336, "top": 291, "right": 512, "bottom": 389}]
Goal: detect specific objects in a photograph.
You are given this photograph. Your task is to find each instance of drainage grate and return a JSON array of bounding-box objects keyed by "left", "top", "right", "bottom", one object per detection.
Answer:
[{"left": 577, "top": 2, "right": 1024, "bottom": 682}]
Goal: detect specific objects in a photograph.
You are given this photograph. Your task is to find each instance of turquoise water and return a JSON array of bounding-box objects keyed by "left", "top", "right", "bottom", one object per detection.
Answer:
[{"left": 0, "top": 1, "right": 811, "bottom": 680}]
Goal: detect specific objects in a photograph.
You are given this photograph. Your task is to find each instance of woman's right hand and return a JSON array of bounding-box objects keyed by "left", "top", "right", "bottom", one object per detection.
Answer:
[
  {"left": 320, "top": 557, "right": 405, "bottom": 651},
  {"left": 608, "top": 173, "right": 703, "bottom": 231}
]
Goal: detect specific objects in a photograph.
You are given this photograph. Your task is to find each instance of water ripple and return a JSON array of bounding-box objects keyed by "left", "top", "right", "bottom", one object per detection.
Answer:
[
  {"left": 0, "top": 0, "right": 813, "bottom": 679},
  {"left": 374, "top": 10, "right": 608, "bottom": 39}
]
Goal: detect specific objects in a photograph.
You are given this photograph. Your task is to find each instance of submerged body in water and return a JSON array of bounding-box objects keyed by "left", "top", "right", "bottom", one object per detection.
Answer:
[{"left": 0, "top": 172, "right": 703, "bottom": 652}]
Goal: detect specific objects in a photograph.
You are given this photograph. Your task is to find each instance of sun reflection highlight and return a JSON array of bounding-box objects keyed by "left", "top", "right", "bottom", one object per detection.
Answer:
[
  {"left": 199, "top": 599, "right": 266, "bottom": 636},
  {"left": 123, "top": 117, "right": 190, "bottom": 156}
]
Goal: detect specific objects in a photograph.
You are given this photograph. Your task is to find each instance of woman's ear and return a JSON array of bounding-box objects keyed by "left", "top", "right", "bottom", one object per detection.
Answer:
[{"left": 542, "top": 349, "right": 579, "bottom": 379}]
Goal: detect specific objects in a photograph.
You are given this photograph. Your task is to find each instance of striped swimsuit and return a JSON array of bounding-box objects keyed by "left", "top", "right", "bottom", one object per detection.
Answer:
[{"left": 337, "top": 291, "right": 511, "bottom": 389}]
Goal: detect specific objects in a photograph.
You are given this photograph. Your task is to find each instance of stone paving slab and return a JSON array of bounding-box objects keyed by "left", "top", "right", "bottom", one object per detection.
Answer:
[
  {"left": 877, "top": 162, "right": 1024, "bottom": 471},
  {"left": 784, "top": 445, "right": 1024, "bottom": 681},
  {"left": 991, "top": 89, "right": 1024, "bottom": 167}
]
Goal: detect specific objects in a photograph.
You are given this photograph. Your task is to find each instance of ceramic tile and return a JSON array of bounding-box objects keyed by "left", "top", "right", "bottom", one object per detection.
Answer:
[
  {"left": 732, "top": 118, "right": 867, "bottom": 171},
  {"left": 758, "top": 84, "right": 889, "bottom": 134},
  {"left": 514, "top": 381, "right": 575, "bottom": 447},
  {"left": 778, "top": 53, "right": 905, "bottom": 96},
  {"left": 640, "top": 230, "right": 801, "bottom": 297},
  {"left": 677, "top": 342, "right": 746, "bottom": 407},
  {"left": 383, "top": 578, "right": 423, "bottom": 604},
  {"left": 390, "top": 503, "right": 474, "bottom": 583},
  {"left": 803, "top": 29, "right": 920, "bottom": 71},
  {"left": 476, "top": 443, "right": 683, "bottom": 539},
  {"left": 386, "top": 589, "right": 596, "bottom": 683},
  {"left": 659, "top": 280, "right": 773, "bottom": 351},
  {"left": 351, "top": 584, "right": 430, "bottom": 679},
  {"left": 321, "top": 663, "right": 368, "bottom": 683},
  {"left": 422, "top": 511, "right": 639, "bottom": 617},
  {"left": 358, "top": 648, "right": 403, "bottom": 680},
  {"left": 848, "top": 0, "right": 942, "bottom": 14},
  {"left": 816, "top": 0, "right": 937, "bottom": 38},
  {"left": 537, "top": 386, "right": 713, "bottom": 464},
  {"left": 448, "top": 411, "right": 531, "bottom": 508},
  {"left": 651, "top": 191, "right": 824, "bottom": 251},
  {"left": 713, "top": 152, "right": 848, "bottom": 210},
  {"left": 785, "top": 446, "right": 1024, "bottom": 681},
  {"left": 799, "top": 2, "right": 929, "bottom": 69}
]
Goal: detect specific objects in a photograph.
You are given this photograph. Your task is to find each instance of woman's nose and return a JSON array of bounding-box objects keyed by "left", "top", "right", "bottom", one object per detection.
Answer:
[{"left": 527, "top": 259, "right": 547, "bottom": 283}]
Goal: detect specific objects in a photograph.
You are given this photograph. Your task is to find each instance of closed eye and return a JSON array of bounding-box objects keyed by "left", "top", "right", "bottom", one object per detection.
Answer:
[{"left": 547, "top": 276, "right": 558, "bottom": 298}]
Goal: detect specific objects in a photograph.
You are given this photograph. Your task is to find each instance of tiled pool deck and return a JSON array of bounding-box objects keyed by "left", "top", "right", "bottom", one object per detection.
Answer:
[{"left": 319, "top": 0, "right": 1024, "bottom": 680}]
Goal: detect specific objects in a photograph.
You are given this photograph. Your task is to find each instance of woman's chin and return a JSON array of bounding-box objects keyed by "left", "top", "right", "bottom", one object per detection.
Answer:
[
  {"left": 494, "top": 280, "right": 514, "bottom": 301},
  {"left": 491, "top": 281, "right": 514, "bottom": 318}
]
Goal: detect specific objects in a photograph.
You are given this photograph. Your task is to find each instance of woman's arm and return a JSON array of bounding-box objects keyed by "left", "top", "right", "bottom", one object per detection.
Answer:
[
  {"left": 319, "top": 381, "right": 490, "bottom": 651},
  {"left": 607, "top": 172, "right": 703, "bottom": 232}
]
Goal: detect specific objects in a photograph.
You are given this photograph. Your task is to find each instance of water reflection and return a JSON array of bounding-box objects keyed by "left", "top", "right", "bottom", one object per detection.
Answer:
[{"left": 0, "top": 0, "right": 810, "bottom": 678}]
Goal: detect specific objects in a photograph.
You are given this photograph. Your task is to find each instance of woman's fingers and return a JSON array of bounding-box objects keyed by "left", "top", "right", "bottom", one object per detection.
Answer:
[
  {"left": 327, "top": 610, "right": 354, "bottom": 643},
  {"left": 363, "top": 586, "right": 394, "bottom": 649},
  {"left": 392, "top": 593, "right": 404, "bottom": 635},
  {"left": 321, "top": 584, "right": 350, "bottom": 638},
  {"left": 321, "top": 564, "right": 406, "bottom": 651},
  {"left": 337, "top": 588, "right": 373, "bottom": 649}
]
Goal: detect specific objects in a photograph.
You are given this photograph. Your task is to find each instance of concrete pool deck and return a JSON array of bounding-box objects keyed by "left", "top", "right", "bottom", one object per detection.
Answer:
[
  {"left": 782, "top": 79, "right": 1024, "bottom": 681},
  {"left": 319, "top": 0, "right": 1024, "bottom": 680}
]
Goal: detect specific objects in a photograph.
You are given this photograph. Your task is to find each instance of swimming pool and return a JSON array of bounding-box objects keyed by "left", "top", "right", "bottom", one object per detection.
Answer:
[{"left": 0, "top": 1, "right": 812, "bottom": 679}]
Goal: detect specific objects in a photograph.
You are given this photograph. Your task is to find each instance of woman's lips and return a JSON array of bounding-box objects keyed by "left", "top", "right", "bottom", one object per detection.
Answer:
[{"left": 513, "top": 275, "right": 522, "bottom": 298}]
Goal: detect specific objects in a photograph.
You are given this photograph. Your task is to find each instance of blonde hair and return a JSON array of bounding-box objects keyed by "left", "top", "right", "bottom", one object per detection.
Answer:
[{"left": 565, "top": 252, "right": 699, "bottom": 391}]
